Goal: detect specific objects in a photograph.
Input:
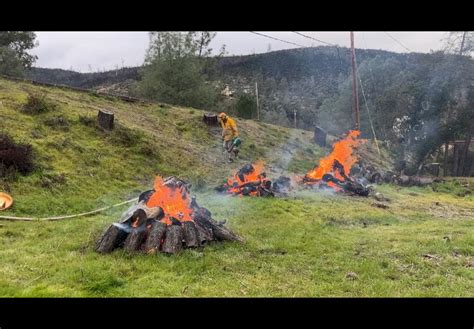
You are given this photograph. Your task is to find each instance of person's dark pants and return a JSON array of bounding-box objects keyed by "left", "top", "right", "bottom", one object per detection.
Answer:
[{"left": 223, "top": 140, "right": 238, "bottom": 161}]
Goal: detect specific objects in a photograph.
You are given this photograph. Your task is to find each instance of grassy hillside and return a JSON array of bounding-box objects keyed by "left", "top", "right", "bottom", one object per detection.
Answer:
[
  {"left": 0, "top": 77, "right": 472, "bottom": 297},
  {"left": 0, "top": 77, "right": 322, "bottom": 217}
]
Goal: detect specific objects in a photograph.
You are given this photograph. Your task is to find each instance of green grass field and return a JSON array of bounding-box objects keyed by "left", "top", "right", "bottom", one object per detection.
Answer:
[{"left": 0, "top": 78, "right": 472, "bottom": 297}]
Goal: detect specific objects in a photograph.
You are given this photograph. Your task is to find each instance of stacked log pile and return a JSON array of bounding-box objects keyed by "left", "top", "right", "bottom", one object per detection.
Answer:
[{"left": 96, "top": 177, "right": 242, "bottom": 255}]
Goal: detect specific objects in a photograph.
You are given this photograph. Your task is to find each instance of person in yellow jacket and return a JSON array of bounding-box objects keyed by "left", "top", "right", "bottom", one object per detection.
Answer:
[{"left": 218, "top": 112, "right": 239, "bottom": 163}]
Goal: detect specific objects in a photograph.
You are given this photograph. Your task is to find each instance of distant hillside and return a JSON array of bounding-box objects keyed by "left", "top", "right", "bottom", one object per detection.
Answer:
[
  {"left": 0, "top": 76, "right": 328, "bottom": 216},
  {"left": 25, "top": 47, "right": 470, "bottom": 141},
  {"left": 27, "top": 46, "right": 410, "bottom": 93},
  {"left": 27, "top": 67, "right": 140, "bottom": 90}
]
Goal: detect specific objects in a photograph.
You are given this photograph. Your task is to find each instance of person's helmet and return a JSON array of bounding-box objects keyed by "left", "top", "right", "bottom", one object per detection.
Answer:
[{"left": 218, "top": 112, "right": 227, "bottom": 120}]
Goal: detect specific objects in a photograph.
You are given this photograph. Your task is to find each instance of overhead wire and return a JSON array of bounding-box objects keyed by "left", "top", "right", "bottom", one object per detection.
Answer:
[
  {"left": 384, "top": 32, "right": 411, "bottom": 52},
  {"left": 292, "top": 32, "right": 335, "bottom": 46},
  {"left": 249, "top": 31, "right": 307, "bottom": 48}
]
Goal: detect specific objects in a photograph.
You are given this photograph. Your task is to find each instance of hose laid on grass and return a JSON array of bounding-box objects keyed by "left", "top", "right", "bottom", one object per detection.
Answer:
[{"left": 0, "top": 197, "right": 138, "bottom": 222}]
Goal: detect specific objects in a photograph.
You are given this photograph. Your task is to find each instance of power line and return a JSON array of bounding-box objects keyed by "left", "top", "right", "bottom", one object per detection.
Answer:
[
  {"left": 356, "top": 62, "right": 381, "bottom": 155},
  {"left": 292, "top": 32, "right": 335, "bottom": 46},
  {"left": 249, "top": 31, "right": 307, "bottom": 48},
  {"left": 384, "top": 32, "right": 411, "bottom": 52}
]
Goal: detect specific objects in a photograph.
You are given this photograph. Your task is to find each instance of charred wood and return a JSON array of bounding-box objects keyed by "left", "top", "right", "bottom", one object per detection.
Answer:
[
  {"left": 193, "top": 212, "right": 242, "bottom": 242},
  {"left": 95, "top": 224, "right": 129, "bottom": 253},
  {"left": 183, "top": 221, "right": 199, "bottom": 248},
  {"left": 144, "top": 220, "right": 167, "bottom": 253},
  {"left": 124, "top": 227, "right": 147, "bottom": 252},
  {"left": 162, "top": 225, "right": 184, "bottom": 254},
  {"left": 212, "top": 224, "right": 243, "bottom": 242},
  {"left": 195, "top": 223, "right": 214, "bottom": 245}
]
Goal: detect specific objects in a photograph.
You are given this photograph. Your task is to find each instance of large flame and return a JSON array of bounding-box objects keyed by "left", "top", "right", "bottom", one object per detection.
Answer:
[
  {"left": 305, "top": 130, "right": 365, "bottom": 184},
  {"left": 225, "top": 160, "right": 267, "bottom": 196},
  {"left": 146, "top": 176, "right": 194, "bottom": 225}
]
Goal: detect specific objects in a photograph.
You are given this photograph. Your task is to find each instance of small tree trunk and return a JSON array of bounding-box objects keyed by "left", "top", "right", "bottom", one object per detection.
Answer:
[
  {"left": 460, "top": 132, "right": 472, "bottom": 176},
  {"left": 452, "top": 144, "right": 460, "bottom": 176},
  {"left": 162, "top": 225, "right": 184, "bottom": 254},
  {"left": 443, "top": 143, "right": 449, "bottom": 177},
  {"left": 98, "top": 109, "right": 114, "bottom": 130}
]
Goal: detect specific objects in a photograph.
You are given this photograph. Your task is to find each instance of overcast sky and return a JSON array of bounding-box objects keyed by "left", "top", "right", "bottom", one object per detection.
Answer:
[{"left": 31, "top": 31, "right": 449, "bottom": 73}]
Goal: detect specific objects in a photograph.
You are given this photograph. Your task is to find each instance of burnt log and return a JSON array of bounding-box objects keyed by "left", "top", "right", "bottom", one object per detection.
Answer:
[
  {"left": 95, "top": 224, "right": 129, "bottom": 253},
  {"left": 257, "top": 186, "right": 275, "bottom": 197},
  {"left": 193, "top": 212, "right": 242, "bottom": 242},
  {"left": 369, "top": 172, "right": 383, "bottom": 184},
  {"left": 195, "top": 223, "right": 214, "bottom": 245},
  {"left": 138, "top": 189, "right": 155, "bottom": 203},
  {"left": 395, "top": 175, "right": 411, "bottom": 186},
  {"left": 190, "top": 198, "right": 212, "bottom": 219},
  {"left": 212, "top": 224, "right": 242, "bottom": 242},
  {"left": 162, "top": 225, "right": 184, "bottom": 254},
  {"left": 97, "top": 109, "right": 114, "bottom": 130},
  {"left": 124, "top": 228, "right": 147, "bottom": 252},
  {"left": 322, "top": 173, "right": 369, "bottom": 197},
  {"left": 410, "top": 176, "right": 441, "bottom": 186},
  {"left": 272, "top": 176, "right": 291, "bottom": 194},
  {"left": 144, "top": 220, "right": 167, "bottom": 253},
  {"left": 382, "top": 171, "right": 397, "bottom": 183},
  {"left": 183, "top": 221, "right": 199, "bottom": 248},
  {"left": 343, "top": 181, "right": 370, "bottom": 196}
]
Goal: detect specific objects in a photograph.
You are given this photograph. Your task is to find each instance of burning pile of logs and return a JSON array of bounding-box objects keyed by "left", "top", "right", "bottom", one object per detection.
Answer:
[
  {"left": 304, "top": 159, "right": 370, "bottom": 196},
  {"left": 216, "top": 162, "right": 292, "bottom": 197},
  {"left": 302, "top": 130, "right": 370, "bottom": 196},
  {"left": 96, "top": 176, "right": 242, "bottom": 255}
]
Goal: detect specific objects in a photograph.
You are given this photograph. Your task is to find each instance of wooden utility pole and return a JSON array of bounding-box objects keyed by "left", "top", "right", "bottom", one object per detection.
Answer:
[
  {"left": 443, "top": 32, "right": 468, "bottom": 177},
  {"left": 443, "top": 142, "right": 449, "bottom": 177},
  {"left": 460, "top": 31, "right": 466, "bottom": 55},
  {"left": 350, "top": 32, "right": 360, "bottom": 131},
  {"left": 458, "top": 32, "right": 469, "bottom": 176},
  {"left": 255, "top": 82, "right": 260, "bottom": 121}
]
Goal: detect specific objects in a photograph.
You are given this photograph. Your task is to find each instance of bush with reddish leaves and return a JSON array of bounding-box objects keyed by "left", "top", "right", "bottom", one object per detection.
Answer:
[{"left": 0, "top": 133, "right": 34, "bottom": 176}]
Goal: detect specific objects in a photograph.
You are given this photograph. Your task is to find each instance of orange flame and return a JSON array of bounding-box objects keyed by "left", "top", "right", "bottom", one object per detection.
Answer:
[
  {"left": 225, "top": 160, "right": 267, "bottom": 196},
  {"left": 305, "top": 130, "right": 365, "bottom": 184},
  {"left": 146, "top": 176, "right": 194, "bottom": 225}
]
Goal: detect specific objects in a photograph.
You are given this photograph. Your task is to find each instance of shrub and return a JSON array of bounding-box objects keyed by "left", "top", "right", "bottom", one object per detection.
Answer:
[
  {"left": 78, "top": 115, "right": 96, "bottom": 127},
  {"left": 43, "top": 116, "right": 70, "bottom": 131},
  {"left": 22, "top": 92, "right": 57, "bottom": 115},
  {"left": 235, "top": 94, "right": 256, "bottom": 119},
  {"left": 0, "top": 133, "right": 34, "bottom": 176}
]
